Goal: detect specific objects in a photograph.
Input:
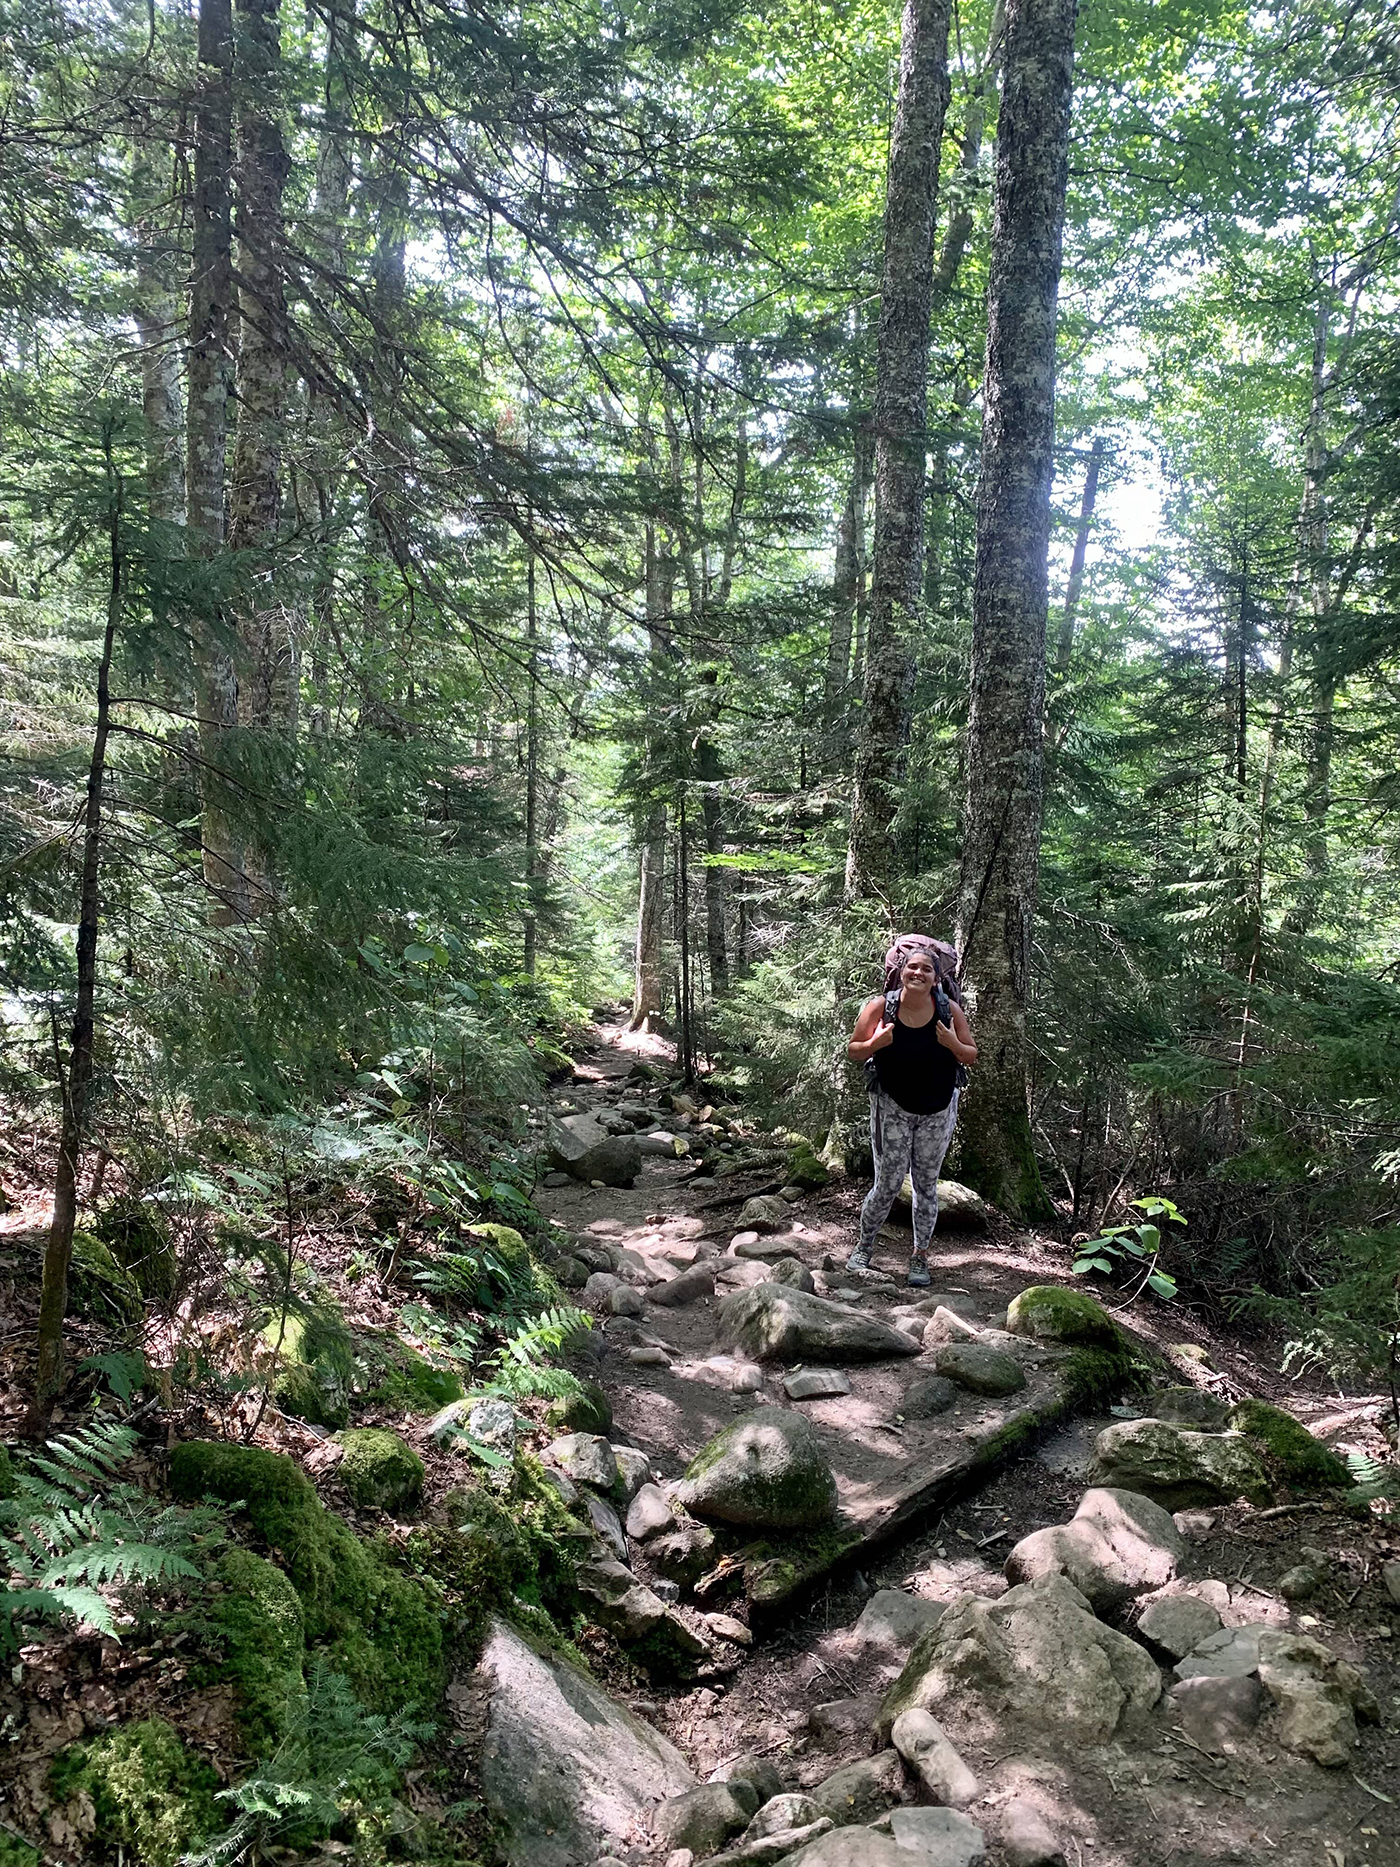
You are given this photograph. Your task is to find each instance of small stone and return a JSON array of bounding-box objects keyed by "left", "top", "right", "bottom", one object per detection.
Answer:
[
  {"left": 650, "top": 1522, "right": 718, "bottom": 1586},
  {"left": 583, "top": 1491, "right": 628, "bottom": 1562},
  {"left": 922, "top": 1306, "right": 981, "bottom": 1347},
  {"left": 933, "top": 1342, "right": 1026, "bottom": 1397},
  {"left": 1172, "top": 1509, "right": 1216, "bottom": 1542},
  {"left": 888, "top": 1806, "right": 987, "bottom": 1867},
  {"left": 627, "top": 1483, "right": 676, "bottom": 1541},
  {"left": 653, "top": 1578, "right": 680, "bottom": 1601},
  {"left": 783, "top": 1367, "right": 852, "bottom": 1400},
  {"left": 901, "top": 1375, "right": 959, "bottom": 1418},
  {"left": 1001, "top": 1798, "right": 1066, "bottom": 1867},
  {"left": 583, "top": 1271, "right": 623, "bottom": 1308},
  {"left": 656, "top": 1781, "right": 759, "bottom": 1856},
  {"left": 780, "top": 1185, "right": 805, "bottom": 1202},
  {"left": 650, "top": 1264, "right": 716, "bottom": 1307},
  {"left": 713, "top": 1756, "right": 785, "bottom": 1805},
  {"left": 809, "top": 1750, "right": 904, "bottom": 1827},
  {"left": 852, "top": 1589, "right": 946, "bottom": 1656},
  {"left": 891, "top": 1707, "right": 979, "bottom": 1808},
  {"left": 1136, "top": 1592, "right": 1223, "bottom": 1659},
  {"left": 743, "top": 1794, "right": 819, "bottom": 1841},
  {"left": 730, "top": 1230, "right": 761, "bottom": 1250},
  {"left": 543, "top": 1170, "right": 571, "bottom": 1186},
  {"left": 545, "top": 1432, "right": 619, "bottom": 1493},
  {"left": 610, "top": 1285, "right": 645, "bottom": 1318},
  {"left": 666, "top": 1852, "right": 695, "bottom": 1867},
  {"left": 768, "top": 1257, "right": 817, "bottom": 1294},
  {"left": 705, "top": 1613, "right": 753, "bottom": 1647},
  {"left": 1278, "top": 1563, "right": 1324, "bottom": 1601},
  {"left": 1173, "top": 1625, "right": 1262, "bottom": 1681},
  {"left": 612, "top": 1444, "right": 652, "bottom": 1501},
  {"left": 1170, "top": 1673, "right": 1264, "bottom": 1751},
  {"left": 737, "top": 1194, "right": 791, "bottom": 1231},
  {"left": 1383, "top": 1560, "right": 1400, "bottom": 1605},
  {"left": 629, "top": 1345, "right": 670, "bottom": 1366}
]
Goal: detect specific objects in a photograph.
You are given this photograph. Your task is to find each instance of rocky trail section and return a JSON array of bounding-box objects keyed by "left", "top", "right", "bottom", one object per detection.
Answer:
[{"left": 460, "top": 1022, "right": 1400, "bottom": 1867}]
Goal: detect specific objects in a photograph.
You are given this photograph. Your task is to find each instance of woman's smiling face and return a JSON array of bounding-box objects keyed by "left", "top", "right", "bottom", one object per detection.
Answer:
[{"left": 900, "top": 952, "right": 935, "bottom": 993}]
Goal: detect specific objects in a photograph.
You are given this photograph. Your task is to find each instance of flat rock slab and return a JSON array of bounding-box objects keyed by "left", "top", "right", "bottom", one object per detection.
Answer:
[
  {"left": 717, "top": 1283, "right": 922, "bottom": 1364},
  {"left": 932, "top": 1342, "right": 1026, "bottom": 1396},
  {"left": 474, "top": 1616, "right": 694, "bottom": 1867},
  {"left": 784, "top": 1368, "right": 852, "bottom": 1400},
  {"left": 886, "top": 1806, "right": 987, "bottom": 1867}
]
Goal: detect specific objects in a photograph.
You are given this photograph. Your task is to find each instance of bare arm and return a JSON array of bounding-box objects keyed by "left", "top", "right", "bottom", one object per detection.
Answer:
[
  {"left": 935, "top": 999, "right": 978, "bottom": 1066},
  {"left": 848, "top": 996, "right": 895, "bottom": 1062}
]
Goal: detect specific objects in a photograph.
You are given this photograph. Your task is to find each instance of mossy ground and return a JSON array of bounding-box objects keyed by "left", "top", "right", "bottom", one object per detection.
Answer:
[
  {"left": 50, "top": 1720, "right": 219, "bottom": 1867},
  {"left": 170, "top": 1441, "right": 443, "bottom": 1721},
  {"left": 546, "top": 1378, "right": 612, "bottom": 1436},
  {"left": 369, "top": 1346, "right": 464, "bottom": 1412},
  {"left": 208, "top": 1547, "right": 307, "bottom": 1754}
]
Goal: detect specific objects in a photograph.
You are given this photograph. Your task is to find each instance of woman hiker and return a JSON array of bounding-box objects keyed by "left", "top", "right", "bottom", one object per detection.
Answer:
[{"left": 845, "top": 935, "right": 978, "bottom": 1287}]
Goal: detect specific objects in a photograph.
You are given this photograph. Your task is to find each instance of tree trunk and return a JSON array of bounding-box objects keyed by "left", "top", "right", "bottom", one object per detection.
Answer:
[
  {"left": 131, "top": 154, "right": 186, "bottom": 529},
  {"left": 825, "top": 426, "right": 871, "bottom": 737},
  {"left": 631, "top": 802, "right": 667, "bottom": 1030},
  {"left": 187, "top": 0, "right": 249, "bottom": 926},
  {"left": 845, "top": 0, "right": 952, "bottom": 902},
  {"left": 955, "top": 0, "right": 1077, "bottom": 1221},
  {"left": 230, "top": 0, "right": 294, "bottom": 735},
  {"left": 523, "top": 547, "right": 540, "bottom": 976},
  {"left": 30, "top": 458, "right": 122, "bottom": 1432},
  {"left": 697, "top": 723, "right": 729, "bottom": 997},
  {"left": 1053, "top": 433, "right": 1103, "bottom": 673},
  {"left": 931, "top": 0, "right": 1006, "bottom": 303}
]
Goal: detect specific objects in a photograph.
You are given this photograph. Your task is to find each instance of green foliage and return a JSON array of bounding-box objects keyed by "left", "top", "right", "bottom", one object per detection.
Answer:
[
  {"left": 1, "top": 1421, "right": 222, "bottom": 1656},
  {"left": 93, "top": 1201, "right": 178, "bottom": 1302},
  {"left": 0, "top": 1834, "right": 40, "bottom": 1867},
  {"left": 1240, "top": 1223, "right": 1400, "bottom": 1395},
  {"left": 1342, "top": 1453, "right": 1400, "bottom": 1510},
  {"left": 468, "top": 1307, "right": 591, "bottom": 1407},
  {"left": 52, "top": 1720, "right": 219, "bottom": 1867},
  {"left": 1072, "top": 1197, "right": 1186, "bottom": 1301},
  {"left": 190, "top": 1657, "right": 433, "bottom": 1867},
  {"left": 264, "top": 1305, "right": 355, "bottom": 1430},
  {"left": 168, "top": 1442, "right": 443, "bottom": 1715},
  {"left": 77, "top": 1350, "right": 148, "bottom": 1404}
]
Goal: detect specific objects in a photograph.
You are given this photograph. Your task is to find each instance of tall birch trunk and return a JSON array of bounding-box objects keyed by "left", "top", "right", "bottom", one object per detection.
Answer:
[
  {"left": 845, "top": 0, "right": 952, "bottom": 901},
  {"left": 230, "top": 0, "right": 294, "bottom": 736},
  {"left": 825, "top": 427, "right": 871, "bottom": 737},
  {"left": 187, "top": 0, "right": 249, "bottom": 925},
  {"left": 956, "top": 0, "right": 1077, "bottom": 1220}
]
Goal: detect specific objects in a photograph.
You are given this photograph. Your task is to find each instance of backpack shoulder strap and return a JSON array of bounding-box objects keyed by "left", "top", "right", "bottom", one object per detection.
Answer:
[{"left": 885, "top": 987, "right": 902, "bottom": 1024}]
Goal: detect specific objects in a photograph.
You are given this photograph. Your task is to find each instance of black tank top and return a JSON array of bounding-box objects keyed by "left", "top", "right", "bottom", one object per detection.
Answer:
[{"left": 873, "top": 1010, "right": 958, "bottom": 1115}]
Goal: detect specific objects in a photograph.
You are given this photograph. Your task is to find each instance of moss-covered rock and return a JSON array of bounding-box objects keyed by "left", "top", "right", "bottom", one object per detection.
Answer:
[
  {"left": 1228, "top": 1398, "right": 1351, "bottom": 1492},
  {"left": 680, "top": 1408, "right": 837, "bottom": 1530},
  {"left": 337, "top": 1428, "right": 424, "bottom": 1512},
  {"left": 94, "top": 1202, "right": 178, "bottom": 1303},
  {"left": 68, "top": 1231, "right": 142, "bottom": 1327},
  {"left": 1061, "top": 1344, "right": 1136, "bottom": 1407},
  {"left": 370, "top": 1345, "right": 464, "bottom": 1412},
  {"left": 52, "top": 1720, "right": 219, "bottom": 1867},
  {"left": 1007, "top": 1285, "right": 1120, "bottom": 1348},
  {"left": 264, "top": 1305, "right": 354, "bottom": 1429},
  {"left": 210, "top": 1548, "right": 306, "bottom": 1753},
  {"left": 546, "top": 1378, "right": 612, "bottom": 1436},
  {"left": 169, "top": 1441, "right": 442, "bottom": 1714},
  {"left": 785, "top": 1148, "right": 829, "bottom": 1192},
  {"left": 0, "top": 1443, "right": 15, "bottom": 1501},
  {"left": 464, "top": 1221, "right": 530, "bottom": 1277}
]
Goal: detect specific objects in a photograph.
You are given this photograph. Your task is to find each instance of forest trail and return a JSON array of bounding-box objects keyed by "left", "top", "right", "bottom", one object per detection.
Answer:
[{"left": 525, "top": 1019, "right": 1400, "bottom": 1867}]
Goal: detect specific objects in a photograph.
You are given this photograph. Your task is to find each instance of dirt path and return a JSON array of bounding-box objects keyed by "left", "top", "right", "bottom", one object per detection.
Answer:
[{"left": 538, "top": 1019, "right": 1400, "bottom": 1867}]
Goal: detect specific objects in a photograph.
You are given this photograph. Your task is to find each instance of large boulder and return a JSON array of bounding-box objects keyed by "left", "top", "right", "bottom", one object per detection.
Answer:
[
  {"left": 474, "top": 1616, "right": 694, "bottom": 1867},
  {"left": 1005, "top": 1285, "right": 1119, "bottom": 1347},
  {"left": 678, "top": 1407, "right": 838, "bottom": 1530},
  {"left": 1003, "top": 1487, "right": 1185, "bottom": 1612},
  {"left": 716, "top": 1284, "right": 921, "bottom": 1365},
  {"left": 894, "top": 1177, "right": 989, "bottom": 1231},
  {"left": 547, "top": 1113, "right": 641, "bottom": 1186},
  {"left": 1090, "top": 1419, "right": 1272, "bottom": 1509},
  {"left": 1254, "top": 1630, "right": 1376, "bottom": 1767},
  {"left": 880, "top": 1573, "right": 1161, "bottom": 1746},
  {"left": 738, "top": 1194, "right": 792, "bottom": 1231},
  {"left": 763, "top": 1831, "right": 906, "bottom": 1867},
  {"left": 656, "top": 1780, "right": 759, "bottom": 1855},
  {"left": 809, "top": 1750, "right": 905, "bottom": 1828}
]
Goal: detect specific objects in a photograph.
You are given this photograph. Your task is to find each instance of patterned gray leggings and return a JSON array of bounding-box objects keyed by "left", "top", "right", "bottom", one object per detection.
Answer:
[{"left": 858, "top": 1089, "right": 960, "bottom": 1256}]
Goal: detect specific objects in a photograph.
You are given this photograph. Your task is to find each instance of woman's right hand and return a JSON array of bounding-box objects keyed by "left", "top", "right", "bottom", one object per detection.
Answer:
[{"left": 868, "top": 1019, "right": 895, "bottom": 1052}]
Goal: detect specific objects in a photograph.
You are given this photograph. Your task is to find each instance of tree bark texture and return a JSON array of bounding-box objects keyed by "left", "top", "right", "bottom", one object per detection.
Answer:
[
  {"left": 631, "top": 802, "right": 667, "bottom": 1030},
  {"left": 825, "top": 425, "right": 871, "bottom": 738},
  {"left": 31, "top": 468, "right": 121, "bottom": 1430},
  {"left": 131, "top": 153, "right": 186, "bottom": 529},
  {"left": 845, "top": 0, "right": 952, "bottom": 901},
  {"left": 230, "top": 0, "right": 295, "bottom": 734},
  {"left": 956, "top": 0, "right": 1077, "bottom": 1221},
  {"left": 187, "top": 0, "right": 249, "bottom": 925}
]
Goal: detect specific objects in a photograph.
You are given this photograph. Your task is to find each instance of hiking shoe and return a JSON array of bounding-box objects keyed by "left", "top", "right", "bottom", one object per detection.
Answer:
[
  {"left": 907, "top": 1252, "right": 932, "bottom": 1288},
  {"left": 845, "top": 1242, "right": 875, "bottom": 1272}
]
